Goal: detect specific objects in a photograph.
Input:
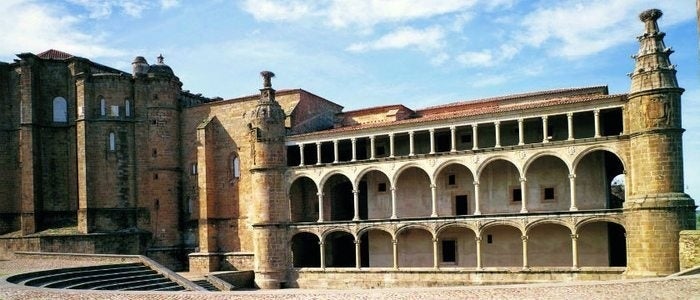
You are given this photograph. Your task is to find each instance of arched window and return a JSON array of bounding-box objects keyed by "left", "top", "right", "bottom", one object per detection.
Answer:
[
  {"left": 108, "top": 132, "right": 116, "bottom": 151},
  {"left": 53, "top": 97, "right": 67, "bottom": 122},
  {"left": 100, "top": 98, "right": 106, "bottom": 116},
  {"left": 125, "top": 99, "right": 131, "bottom": 117},
  {"left": 231, "top": 153, "right": 240, "bottom": 180}
]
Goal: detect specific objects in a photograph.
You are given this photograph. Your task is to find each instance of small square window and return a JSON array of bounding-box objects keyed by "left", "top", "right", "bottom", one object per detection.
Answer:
[
  {"left": 378, "top": 182, "right": 387, "bottom": 192},
  {"left": 512, "top": 188, "right": 522, "bottom": 202},
  {"left": 487, "top": 234, "right": 493, "bottom": 244},
  {"left": 447, "top": 174, "right": 456, "bottom": 186},
  {"left": 543, "top": 187, "right": 555, "bottom": 201}
]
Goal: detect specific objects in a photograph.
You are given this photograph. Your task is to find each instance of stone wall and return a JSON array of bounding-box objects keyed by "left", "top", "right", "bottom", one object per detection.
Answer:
[{"left": 679, "top": 230, "right": 700, "bottom": 271}]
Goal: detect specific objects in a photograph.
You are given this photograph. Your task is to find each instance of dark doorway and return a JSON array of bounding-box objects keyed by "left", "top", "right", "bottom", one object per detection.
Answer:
[{"left": 455, "top": 195, "right": 468, "bottom": 215}]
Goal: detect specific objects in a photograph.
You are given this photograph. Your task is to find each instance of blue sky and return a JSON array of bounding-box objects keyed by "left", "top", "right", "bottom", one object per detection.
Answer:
[{"left": 1, "top": 0, "right": 698, "bottom": 204}]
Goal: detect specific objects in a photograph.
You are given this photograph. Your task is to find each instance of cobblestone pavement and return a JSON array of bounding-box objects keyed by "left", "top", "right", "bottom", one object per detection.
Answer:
[{"left": 2, "top": 258, "right": 700, "bottom": 300}]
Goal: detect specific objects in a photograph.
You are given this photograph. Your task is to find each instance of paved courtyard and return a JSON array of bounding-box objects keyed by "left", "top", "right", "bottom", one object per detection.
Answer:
[{"left": 2, "top": 257, "right": 699, "bottom": 299}]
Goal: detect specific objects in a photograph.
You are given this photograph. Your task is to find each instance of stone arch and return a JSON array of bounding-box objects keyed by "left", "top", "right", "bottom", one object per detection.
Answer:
[
  {"left": 432, "top": 159, "right": 475, "bottom": 183},
  {"left": 572, "top": 146, "right": 627, "bottom": 172},
  {"left": 355, "top": 166, "right": 390, "bottom": 188},
  {"left": 523, "top": 153, "right": 572, "bottom": 212},
  {"left": 319, "top": 170, "right": 354, "bottom": 190},
  {"left": 321, "top": 173, "right": 354, "bottom": 221},
  {"left": 291, "top": 232, "right": 321, "bottom": 268},
  {"left": 526, "top": 222, "right": 573, "bottom": 267},
  {"left": 523, "top": 151, "right": 572, "bottom": 175},
  {"left": 356, "top": 167, "right": 391, "bottom": 220},
  {"left": 476, "top": 158, "right": 523, "bottom": 214},
  {"left": 287, "top": 172, "right": 318, "bottom": 194},
  {"left": 321, "top": 227, "right": 356, "bottom": 240},
  {"left": 391, "top": 162, "right": 430, "bottom": 185},
  {"left": 525, "top": 218, "right": 574, "bottom": 234},
  {"left": 288, "top": 176, "right": 319, "bottom": 222},
  {"left": 572, "top": 148, "right": 626, "bottom": 209},
  {"left": 396, "top": 225, "right": 434, "bottom": 267},
  {"left": 574, "top": 216, "right": 625, "bottom": 232},
  {"left": 575, "top": 219, "right": 627, "bottom": 267},
  {"left": 394, "top": 165, "right": 432, "bottom": 218},
  {"left": 287, "top": 227, "right": 320, "bottom": 241},
  {"left": 324, "top": 230, "right": 356, "bottom": 267},
  {"left": 480, "top": 220, "right": 525, "bottom": 236},
  {"left": 476, "top": 155, "right": 522, "bottom": 178},
  {"left": 434, "top": 161, "right": 476, "bottom": 216},
  {"left": 357, "top": 227, "right": 393, "bottom": 267},
  {"left": 436, "top": 222, "right": 478, "bottom": 236}
]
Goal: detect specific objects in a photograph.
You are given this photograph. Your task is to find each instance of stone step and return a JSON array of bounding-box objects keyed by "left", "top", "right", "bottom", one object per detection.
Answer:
[
  {"left": 44, "top": 269, "right": 156, "bottom": 288},
  {"left": 191, "top": 279, "right": 220, "bottom": 291},
  {"left": 9, "top": 263, "right": 143, "bottom": 285},
  {"left": 67, "top": 273, "right": 161, "bottom": 290},
  {"left": 25, "top": 265, "right": 150, "bottom": 287},
  {"left": 154, "top": 285, "right": 188, "bottom": 291},
  {"left": 121, "top": 281, "right": 181, "bottom": 291},
  {"left": 94, "top": 277, "right": 171, "bottom": 290}
]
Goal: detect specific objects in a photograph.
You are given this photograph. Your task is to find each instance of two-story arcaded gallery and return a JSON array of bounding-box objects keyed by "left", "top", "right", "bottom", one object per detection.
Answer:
[{"left": 0, "top": 9, "right": 695, "bottom": 289}]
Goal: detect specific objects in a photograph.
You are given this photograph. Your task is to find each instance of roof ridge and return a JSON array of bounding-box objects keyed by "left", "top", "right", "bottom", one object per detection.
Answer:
[{"left": 36, "top": 49, "right": 74, "bottom": 60}]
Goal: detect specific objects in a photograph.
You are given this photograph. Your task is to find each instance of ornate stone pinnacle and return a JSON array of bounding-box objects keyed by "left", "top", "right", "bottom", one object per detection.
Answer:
[
  {"left": 260, "top": 71, "right": 275, "bottom": 88},
  {"left": 639, "top": 9, "right": 662, "bottom": 22},
  {"left": 157, "top": 54, "right": 164, "bottom": 64}
]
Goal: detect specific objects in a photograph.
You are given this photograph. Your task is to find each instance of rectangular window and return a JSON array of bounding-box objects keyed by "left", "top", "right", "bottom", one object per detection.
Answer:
[
  {"left": 487, "top": 234, "right": 493, "bottom": 244},
  {"left": 441, "top": 240, "right": 457, "bottom": 263},
  {"left": 512, "top": 188, "right": 522, "bottom": 202},
  {"left": 191, "top": 163, "right": 198, "bottom": 175},
  {"left": 543, "top": 187, "right": 555, "bottom": 201},
  {"left": 153, "top": 173, "right": 158, "bottom": 180},
  {"left": 447, "top": 174, "right": 456, "bottom": 186},
  {"left": 455, "top": 195, "right": 468, "bottom": 215},
  {"left": 377, "top": 182, "right": 387, "bottom": 192},
  {"left": 152, "top": 148, "right": 158, "bottom": 157}
]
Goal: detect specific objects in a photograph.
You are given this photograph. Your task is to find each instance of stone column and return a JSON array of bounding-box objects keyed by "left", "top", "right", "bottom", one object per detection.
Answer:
[
  {"left": 299, "top": 143, "right": 305, "bottom": 166},
  {"left": 473, "top": 181, "right": 481, "bottom": 215},
  {"left": 430, "top": 184, "right": 438, "bottom": 217},
  {"left": 355, "top": 239, "right": 362, "bottom": 269},
  {"left": 571, "top": 234, "right": 579, "bottom": 269},
  {"left": 351, "top": 138, "right": 357, "bottom": 162},
  {"left": 392, "top": 238, "right": 399, "bottom": 269},
  {"left": 352, "top": 189, "right": 360, "bottom": 221},
  {"left": 370, "top": 135, "right": 376, "bottom": 159},
  {"left": 319, "top": 241, "right": 326, "bottom": 269},
  {"left": 471, "top": 125, "right": 478, "bottom": 150},
  {"left": 522, "top": 235, "right": 529, "bottom": 269},
  {"left": 433, "top": 238, "right": 439, "bottom": 269},
  {"left": 450, "top": 126, "right": 457, "bottom": 152},
  {"left": 317, "top": 192, "right": 324, "bottom": 222},
  {"left": 316, "top": 142, "right": 322, "bottom": 165},
  {"left": 390, "top": 186, "right": 397, "bottom": 219},
  {"left": 569, "top": 173, "right": 578, "bottom": 211},
  {"left": 333, "top": 140, "right": 339, "bottom": 163},
  {"left": 520, "top": 177, "right": 528, "bottom": 213},
  {"left": 494, "top": 121, "right": 501, "bottom": 148},
  {"left": 429, "top": 129, "right": 436, "bottom": 154},
  {"left": 594, "top": 109, "right": 601, "bottom": 138},
  {"left": 518, "top": 118, "right": 524, "bottom": 145},
  {"left": 389, "top": 133, "right": 395, "bottom": 158},
  {"left": 475, "top": 236, "right": 483, "bottom": 269},
  {"left": 542, "top": 116, "right": 549, "bottom": 143},
  {"left": 409, "top": 131, "right": 415, "bottom": 156},
  {"left": 567, "top": 113, "right": 574, "bottom": 140}
]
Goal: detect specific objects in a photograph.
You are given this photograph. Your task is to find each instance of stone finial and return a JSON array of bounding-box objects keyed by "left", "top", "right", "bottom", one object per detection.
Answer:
[
  {"left": 260, "top": 71, "right": 275, "bottom": 88},
  {"left": 157, "top": 54, "right": 164, "bottom": 64},
  {"left": 639, "top": 9, "right": 662, "bottom": 22}
]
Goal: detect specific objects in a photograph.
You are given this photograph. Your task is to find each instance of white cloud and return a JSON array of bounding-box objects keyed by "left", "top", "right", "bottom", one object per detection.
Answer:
[
  {"left": 160, "top": 0, "right": 179, "bottom": 10},
  {"left": 0, "top": 1, "right": 123, "bottom": 58},
  {"left": 67, "top": 0, "right": 152, "bottom": 18},
  {"left": 241, "top": 0, "right": 316, "bottom": 22},
  {"left": 456, "top": 50, "right": 494, "bottom": 67},
  {"left": 347, "top": 26, "right": 445, "bottom": 53},
  {"left": 327, "top": 0, "right": 476, "bottom": 28}
]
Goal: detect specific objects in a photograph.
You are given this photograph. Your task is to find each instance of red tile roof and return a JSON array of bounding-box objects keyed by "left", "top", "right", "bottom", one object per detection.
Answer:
[
  {"left": 290, "top": 91, "right": 626, "bottom": 139},
  {"left": 37, "top": 49, "right": 73, "bottom": 60}
]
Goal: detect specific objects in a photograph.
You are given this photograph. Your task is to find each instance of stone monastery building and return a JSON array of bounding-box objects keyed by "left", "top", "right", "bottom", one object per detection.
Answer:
[{"left": 0, "top": 9, "right": 695, "bottom": 288}]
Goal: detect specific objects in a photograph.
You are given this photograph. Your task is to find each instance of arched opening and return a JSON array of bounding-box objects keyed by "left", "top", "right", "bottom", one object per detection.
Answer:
[
  {"left": 100, "top": 97, "right": 106, "bottom": 116},
  {"left": 578, "top": 221, "right": 626, "bottom": 267},
  {"left": 229, "top": 153, "right": 240, "bottom": 180},
  {"left": 52, "top": 97, "right": 67, "bottom": 122},
  {"left": 289, "top": 177, "right": 318, "bottom": 222},
  {"left": 481, "top": 225, "right": 522, "bottom": 267},
  {"left": 437, "top": 226, "right": 476, "bottom": 267},
  {"left": 322, "top": 174, "right": 353, "bottom": 221},
  {"left": 360, "top": 170, "right": 390, "bottom": 219},
  {"left": 525, "top": 155, "right": 569, "bottom": 212},
  {"left": 291, "top": 232, "right": 320, "bottom": 267},
  {"left": 397, "top": 227, "right": 433, "bottom": 267},
  {"left": 435, "top": 163, "right": 475, "bottom": 216},
  {"left": 395, "top": 166, "right": 431, "bottom": 218},
  {"left": 575, "top": 150, "right": 625, "bottom": 209},
  {"left": 108, "top": 132, "right": 116, "bottom": 151},
  {"left": 124, "top": 99, "right": 131, "bottom": 117},
  {"left": 324, "top": 231, "right": 355, "bottom": 267},
  {"left": 478, "top": 159, "right": 521, "bottom": 214},
  {"left": 527, "top": 223, "right": 572, "bottom": 267},
  {"left": 358, "top": 229, "right": 392, "bottom": 267}
]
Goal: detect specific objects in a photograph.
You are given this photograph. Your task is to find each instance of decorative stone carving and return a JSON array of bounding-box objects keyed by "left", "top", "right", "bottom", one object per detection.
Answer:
[{"left": 644, "top": 95, "right": 672, "bottom": 127}]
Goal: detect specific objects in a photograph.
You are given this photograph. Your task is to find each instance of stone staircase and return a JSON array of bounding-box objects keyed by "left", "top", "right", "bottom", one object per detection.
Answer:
[
  {"left": 7, "top": 262, "right": 187, "bottom": 291},
  {"left": 191, "top": 279, "right": 221, "bottom": 291}
]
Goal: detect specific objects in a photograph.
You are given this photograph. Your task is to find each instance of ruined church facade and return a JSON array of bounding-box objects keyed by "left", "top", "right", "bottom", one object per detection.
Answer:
[{"left": 0, "top": 9, "right": 695, "bottom": 288}]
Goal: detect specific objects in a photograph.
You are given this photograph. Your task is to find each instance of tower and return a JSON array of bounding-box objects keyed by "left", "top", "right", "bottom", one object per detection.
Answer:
[
  {"left": 624, "top": 9, "right": 696, "bottom": 276},
  {"left": 248, "top": 71, "right": 290, "bottom": 289}
]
